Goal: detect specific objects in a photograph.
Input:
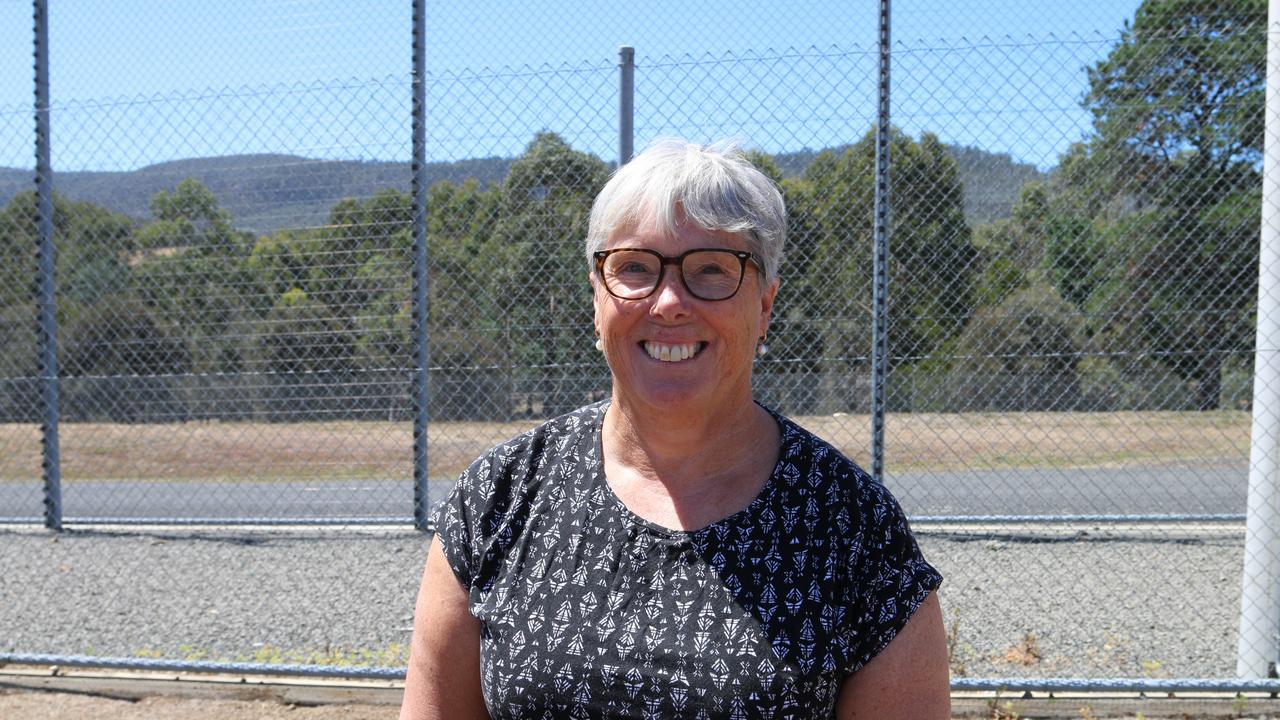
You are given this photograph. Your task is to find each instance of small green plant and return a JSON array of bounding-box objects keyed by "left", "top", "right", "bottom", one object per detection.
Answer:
[
  {"left": 986, "top": 688, "right": 1021, "bottom": 720},
  {"left": 1232, "top": 692, "right": 1248, "bottom": 716},
  {"left": 178, "top": 644, "right": 209, "bottom": 661},
  {"left": 235, "top": 642, "right": 409, "bottom": 667}
]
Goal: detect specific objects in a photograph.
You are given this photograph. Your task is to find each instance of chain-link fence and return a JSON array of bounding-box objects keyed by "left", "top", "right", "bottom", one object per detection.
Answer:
[{"left": 1, "top": 0, "right": 1276, "bottom": 693}]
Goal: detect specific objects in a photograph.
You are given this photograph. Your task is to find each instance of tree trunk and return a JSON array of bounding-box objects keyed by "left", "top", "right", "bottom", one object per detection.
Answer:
[{"left": 1195, "top": 352, "right": 1223, "bottom": 411}]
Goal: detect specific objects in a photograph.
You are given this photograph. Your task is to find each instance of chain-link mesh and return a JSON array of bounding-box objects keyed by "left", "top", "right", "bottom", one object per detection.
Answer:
[
  {"left": 0, "top": 0, "right": 29, "bottom": 108},
  {"left": 0, "top": 100, "right": 38, "bottom": 516},
  {"left": 0, "top": 0, "right": 1275, "bottom": 689},
  {"left": 0, "top": 0, "right": 37, "bottom": 517},
  {"left": 885, "top": 0, "right": 1267, "bottom": 681},
  {"left": 13, "top": 1, "right": 414, "bottom": 522}
]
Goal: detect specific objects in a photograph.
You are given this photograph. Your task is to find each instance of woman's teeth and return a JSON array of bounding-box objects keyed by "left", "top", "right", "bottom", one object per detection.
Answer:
[{"left": 644, "top": 341, "right": 702, "bottom": 362}]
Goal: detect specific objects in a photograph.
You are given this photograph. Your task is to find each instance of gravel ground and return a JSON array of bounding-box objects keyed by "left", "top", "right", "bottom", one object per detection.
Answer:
[
  {"left": 5, "top": 690, "right": 1280, "bottom": 720},
  {"left": 0, "top": 523, "right": 1247, "bottom": 680},
  {"left": 0, "top": 692, "right": 401, "bottom": 720}
]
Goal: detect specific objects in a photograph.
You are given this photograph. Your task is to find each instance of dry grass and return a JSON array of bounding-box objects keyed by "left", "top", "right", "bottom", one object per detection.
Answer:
[
  {"left": 805, "top": 410, "right": 1249, "bottom": 472},
  {"left": 1000, "top": 632, "right": 1043, "bottom": 666},
  {"left": 0, "top": 410, "right": 1249, "bottom": 483}
]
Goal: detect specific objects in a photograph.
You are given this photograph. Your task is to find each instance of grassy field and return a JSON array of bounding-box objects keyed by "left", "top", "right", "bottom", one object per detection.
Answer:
[{"left": 0, "top": 410, "right": 1250, "bottom": 482}]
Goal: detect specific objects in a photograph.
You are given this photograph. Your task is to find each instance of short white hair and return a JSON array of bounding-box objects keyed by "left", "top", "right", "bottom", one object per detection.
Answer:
[{"left": 585, "top": 138, "right": 786, "bottom": 284}]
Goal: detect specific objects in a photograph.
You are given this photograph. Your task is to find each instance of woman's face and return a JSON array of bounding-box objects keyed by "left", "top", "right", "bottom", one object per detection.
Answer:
[{"left": 592, "top": 212, "right": 778, "bottom": 417}]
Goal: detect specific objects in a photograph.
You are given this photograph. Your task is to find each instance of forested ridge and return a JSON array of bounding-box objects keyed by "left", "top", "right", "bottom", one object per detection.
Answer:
[
  {"left": 0, "top": 0, "right": 1264, "bottom": 421},
  {"left": 0, "top": 143, "right": 1042, "bottom": 234}
]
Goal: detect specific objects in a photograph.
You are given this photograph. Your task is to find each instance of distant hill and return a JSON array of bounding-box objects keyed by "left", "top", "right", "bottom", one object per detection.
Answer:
[
  {"left": 943, "top": 146, "right": 1049, "bottom": 225},
  {"left": 0, "top": 155, "right": 511, "bottom": 234},
  {"left": 0, "top": 145, "right": 1045, "bottom": 234},
  {"left": 770, "top": 144, "right": 1048, "bottom": 226}
]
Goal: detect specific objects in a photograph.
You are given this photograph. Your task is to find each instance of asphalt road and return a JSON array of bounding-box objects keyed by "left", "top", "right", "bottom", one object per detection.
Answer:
[{"left": 0, "top": 462, "right": 1248, "bottom": 522}]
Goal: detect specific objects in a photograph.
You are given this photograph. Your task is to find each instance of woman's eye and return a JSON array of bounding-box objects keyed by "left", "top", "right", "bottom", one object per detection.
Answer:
[
  {"left": 618, "top": 262, "right": 652, "bottom": 274},
  {"left": 692, "top": 263, "right": 728, "bottom": 276}
]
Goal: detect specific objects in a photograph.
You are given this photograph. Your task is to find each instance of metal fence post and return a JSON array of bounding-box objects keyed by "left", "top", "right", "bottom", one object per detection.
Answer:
[
  {"left": 410, "top": 0, "right": 431, "bottom": 532},
  {"left": 33, "top": 0, "right": 61, "bottom": 531},
  {"left": 619, "top": 46, "right": 635, "bottom": 166},
  {"left": 1237, "top": 1, "right": 1280, "bottom": 679},
  {"left": 869, "top": 0, "right": 891, "bottom": 483}
]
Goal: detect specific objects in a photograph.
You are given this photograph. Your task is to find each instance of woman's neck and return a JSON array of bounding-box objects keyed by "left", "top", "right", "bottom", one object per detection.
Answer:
[{"left": 601, "top": 395, "right": 780, "bottom": 530}]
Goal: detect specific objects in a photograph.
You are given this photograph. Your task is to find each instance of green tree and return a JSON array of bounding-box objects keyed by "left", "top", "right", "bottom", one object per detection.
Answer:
[
  {"left": 494, "top": 133, "right": 610, "bottom": 416},
  {"left": 0, "top": 303, "right": 38, "bottom": 420},
  {"left": 0, "top": 192, "right": 207, "bottom": 420},
  {"left": 246, "top": 180, "right": 510, "bottom": 419},
  {"left": 970, "top": 182, "right": 1101, "bottom": 311},
  {"left": 60, "top": 293, "right": 190, "bottom": 421},
  {"left": 1085, "top": 0, "right": 1263, "bottom": 183},
  {"left": 740, "top": 151, "right": 828, "bottom": 412},
  {"left": 131, "top": 180, "right": 259, "bottom": 376},
  {"left": 803, "top": 129, "right": 975, "bottom": 408},
  {"left": 0, "top": 191, "right": 136, "bottom": 309},
  {"left": 1070, "top": 0, "right": 1264, "bottom": 409},
  {"left": 424, "top": 178, "right": 512, "bottom": 419},
  {"left": 948, "top": 283, "right": 1088, "bottom": 410}
]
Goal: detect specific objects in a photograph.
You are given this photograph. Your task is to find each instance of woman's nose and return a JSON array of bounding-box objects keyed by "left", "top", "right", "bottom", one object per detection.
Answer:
[{"left": 649, "top": 270, "right": 692, "bottom": 316}]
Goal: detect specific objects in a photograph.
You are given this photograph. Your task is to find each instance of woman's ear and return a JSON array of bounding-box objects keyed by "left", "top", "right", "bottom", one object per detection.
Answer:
[
  {"left": 589, "top": 271, "right": 604, "bottom": 335},
  {"left": 759, "top": 278, "right": 780, "bottom": 335}
]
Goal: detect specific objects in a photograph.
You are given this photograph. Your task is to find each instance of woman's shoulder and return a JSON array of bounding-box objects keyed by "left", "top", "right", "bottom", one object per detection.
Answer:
[
  {"left": 769, "top": 409, "right": 872, "bottom": 484},
  {"left": 472, "top": 400, "right": 605, "bottom": 465},
  {"left": 433, "top": 402, "right": 607, "bottom": 584},
  {"left": 766, "top": 408, "right": 909, "bottom": 526},
  {"left": 454, "top": 401, "right": 606, "bottom": 503},
  {"left": 764, "top": 409, "right": 942, "bottom": 610}
]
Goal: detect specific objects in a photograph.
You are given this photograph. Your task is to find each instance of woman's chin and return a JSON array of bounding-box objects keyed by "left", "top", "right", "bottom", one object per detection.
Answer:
[{"left": 617, "top": 375, "right": 748, "bottom": 417}]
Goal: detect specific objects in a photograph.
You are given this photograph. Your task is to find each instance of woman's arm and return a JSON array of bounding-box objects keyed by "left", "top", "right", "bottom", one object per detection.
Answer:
[
  {"left": 834, "top": 591, "right": 950, "bottom": 719},
  {"left": 399, "top": 536, "right": 489, "bottom": 720}
]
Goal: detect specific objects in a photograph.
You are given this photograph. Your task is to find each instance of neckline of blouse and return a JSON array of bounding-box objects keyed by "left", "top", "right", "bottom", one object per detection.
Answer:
[{"left": 586, "top": 400, "right": 791, "bottom": 541}]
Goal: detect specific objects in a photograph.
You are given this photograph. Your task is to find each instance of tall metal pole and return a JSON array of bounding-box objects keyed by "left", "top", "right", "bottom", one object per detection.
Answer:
[
  {"left": 410, "top": 0, "right": 431, "bottom": 531},
  {"left": 869, "top": 0, "right": 892, "bottom": 484},
  {"left": 33, "top": 0, "right": 61, "bottom": 531},
  {"left": 1237, "top": 1, "right": 1280, "bottom": 679},
  {"left": 618, "top": 46, "right": 635, "bottom": 166}
]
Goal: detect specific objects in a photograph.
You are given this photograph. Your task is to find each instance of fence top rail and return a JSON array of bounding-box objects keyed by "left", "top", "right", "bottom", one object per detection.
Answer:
[{"left": 5, "top": 654, "right": 1279, "bottom": 695}]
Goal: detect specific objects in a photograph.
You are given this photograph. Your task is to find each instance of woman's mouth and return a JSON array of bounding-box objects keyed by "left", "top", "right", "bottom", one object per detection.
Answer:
[{"left": 642, "top": 341, "right": 705, "bottom": 362}]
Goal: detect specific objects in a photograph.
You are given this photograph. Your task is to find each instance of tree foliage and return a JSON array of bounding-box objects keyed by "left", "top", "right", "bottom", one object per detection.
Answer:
[
  {"left": 1085, "top": 0, "right": 1264, "bottom": 178},
  {"left": 492, "top": 132, "right": 611, "bottom": 415},
  {"left": 0, "top": 16, "right": 1265, "bottom": 425},
  {"left": 804, "top": 129, "right": 975, "bottom": 375},
  {"left": 1066, "top": 0, "right": 1265, "bottom": 409}
]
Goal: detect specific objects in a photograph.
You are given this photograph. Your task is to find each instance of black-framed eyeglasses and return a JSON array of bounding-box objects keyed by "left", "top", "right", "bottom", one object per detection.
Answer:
[{"left": 593, "top": 247, "right": 763, "bottom": 302}]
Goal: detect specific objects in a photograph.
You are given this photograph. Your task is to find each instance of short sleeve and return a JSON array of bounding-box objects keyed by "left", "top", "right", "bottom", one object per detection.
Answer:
[
  {"left": 431, "top": 462, "right": 482, "bottom": 590},
  {"left": 843, "top": 480, "right": 943, "bottom": 674}
]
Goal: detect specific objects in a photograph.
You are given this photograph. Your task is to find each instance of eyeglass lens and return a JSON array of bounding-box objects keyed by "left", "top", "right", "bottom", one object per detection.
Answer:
[{"left": 600, "top": 249, "right": 745, "bottom": 300}]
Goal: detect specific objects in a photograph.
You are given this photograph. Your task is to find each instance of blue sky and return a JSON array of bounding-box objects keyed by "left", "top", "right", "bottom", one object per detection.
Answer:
[{"left": 0, "top": 0, "right": 1143, "bottom": 172}]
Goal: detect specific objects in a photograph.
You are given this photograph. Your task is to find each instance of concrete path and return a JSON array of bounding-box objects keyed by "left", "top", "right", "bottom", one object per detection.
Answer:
[{"left": 0, "top": 462, "right": 1247, "bottom": 522}]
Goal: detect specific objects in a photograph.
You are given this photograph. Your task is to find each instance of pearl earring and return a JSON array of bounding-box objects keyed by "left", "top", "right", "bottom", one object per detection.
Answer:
[
  {"left": 595, "top": 338, "right": 604, "bottom": 352},
  {"left": 756, "top": 336, "right": 768, "bottom": 357}
]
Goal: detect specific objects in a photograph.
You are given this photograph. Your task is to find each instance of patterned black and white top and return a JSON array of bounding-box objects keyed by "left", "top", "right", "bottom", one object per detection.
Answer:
[{"left": 434, "top": 401, "right": 941, "bottom": 719}]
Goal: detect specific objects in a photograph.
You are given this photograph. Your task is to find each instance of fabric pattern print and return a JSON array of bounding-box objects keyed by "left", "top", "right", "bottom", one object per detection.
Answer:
[{"left": 434, "top": 401, "right": 942, "bottom": 719}]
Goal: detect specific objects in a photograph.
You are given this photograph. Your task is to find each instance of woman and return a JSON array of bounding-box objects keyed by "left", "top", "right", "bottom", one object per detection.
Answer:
[{"left": 401, "top": 139, "right": 949, "bottom": 719}]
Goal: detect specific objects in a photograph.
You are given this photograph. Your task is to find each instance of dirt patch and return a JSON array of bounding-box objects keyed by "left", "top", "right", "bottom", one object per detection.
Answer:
[
  {"left": 0, "top": 691, "right": 398, "bottom": 719},
  {"left": 3, "top": 690, "right": 1274, "bottom": 719},
  {"left": 0, "top": 410, "right": 1249, "bottom": 483}
]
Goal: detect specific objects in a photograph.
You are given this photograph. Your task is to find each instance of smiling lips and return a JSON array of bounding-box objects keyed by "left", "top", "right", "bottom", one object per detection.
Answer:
[{"left": 643, "top": 341, "right": 705, "bottom": 362}]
